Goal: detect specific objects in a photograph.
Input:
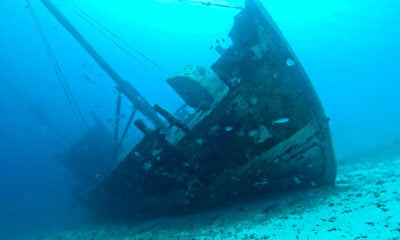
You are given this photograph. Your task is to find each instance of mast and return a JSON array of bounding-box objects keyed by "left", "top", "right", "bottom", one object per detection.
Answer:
[{"left": 39, "top": 0, "right": 166, "bottom": 130}]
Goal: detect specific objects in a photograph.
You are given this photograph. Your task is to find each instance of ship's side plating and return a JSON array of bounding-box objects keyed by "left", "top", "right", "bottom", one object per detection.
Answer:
[{"left": 80, "top": 0, "right": 336, "bottom": 218}]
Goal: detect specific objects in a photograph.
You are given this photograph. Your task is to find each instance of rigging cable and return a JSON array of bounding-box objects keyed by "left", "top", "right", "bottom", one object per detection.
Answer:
[
  {"left": 26, "top": 0, "right": 90, "bottom": 134},
  {"left": 63, "top": 0, "right": 170, "bottom": 79},
  {"left": 177, "top": 0, "right": 243, "bottom": 10}
]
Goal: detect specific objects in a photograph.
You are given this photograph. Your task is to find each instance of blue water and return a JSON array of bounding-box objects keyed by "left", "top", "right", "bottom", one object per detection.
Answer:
[{"left": 0, "top": 0, "right": 399, "bottom": 239}]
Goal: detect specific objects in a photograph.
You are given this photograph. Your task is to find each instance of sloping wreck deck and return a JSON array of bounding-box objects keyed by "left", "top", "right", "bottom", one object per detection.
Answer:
[{"left": 79, "top": 0, "right": 336, "bottom": 218}]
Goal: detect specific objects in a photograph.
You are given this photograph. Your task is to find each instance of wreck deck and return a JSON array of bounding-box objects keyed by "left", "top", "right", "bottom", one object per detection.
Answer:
[{"left": 79, "top": 0, "right": 336, "bottom": 219}]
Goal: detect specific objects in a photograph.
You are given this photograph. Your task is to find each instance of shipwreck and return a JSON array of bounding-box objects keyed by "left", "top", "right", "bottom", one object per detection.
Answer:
[{"left": 38, "top": 0, "right": 337, "bottom": 218}]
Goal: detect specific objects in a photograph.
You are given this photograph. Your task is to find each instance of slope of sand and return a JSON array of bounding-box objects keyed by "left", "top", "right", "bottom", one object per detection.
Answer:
[{"left": 32, "top": 156, "right": 400, "bottom": 240}]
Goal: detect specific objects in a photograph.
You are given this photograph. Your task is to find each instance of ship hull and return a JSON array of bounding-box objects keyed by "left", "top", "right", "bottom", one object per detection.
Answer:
[{"left": 80, "top": 0, "right": 336, "bottom": 218}]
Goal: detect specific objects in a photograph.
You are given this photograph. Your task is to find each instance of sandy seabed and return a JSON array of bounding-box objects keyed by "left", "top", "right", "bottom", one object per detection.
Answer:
[{"left": 31, "top": 156, "right": 400, "bottom": 240}]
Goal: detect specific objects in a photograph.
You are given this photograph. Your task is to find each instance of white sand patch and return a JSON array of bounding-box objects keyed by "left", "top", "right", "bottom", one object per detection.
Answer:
[{"left": 31, "top": 157, "right": 400, "bottom": 240}]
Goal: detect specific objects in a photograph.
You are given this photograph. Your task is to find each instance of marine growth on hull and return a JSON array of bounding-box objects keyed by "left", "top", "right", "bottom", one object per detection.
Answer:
[{"left": 55, "top": 0, "right": 336, "bottom": 219}]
